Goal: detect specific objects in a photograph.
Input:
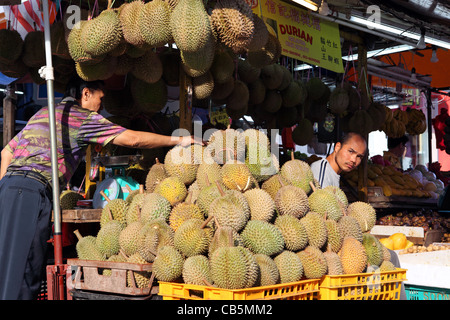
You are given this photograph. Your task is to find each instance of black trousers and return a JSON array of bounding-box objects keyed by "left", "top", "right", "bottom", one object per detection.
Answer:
[{"left": 0, "top": 174, "right": 52, "bottom": 300}]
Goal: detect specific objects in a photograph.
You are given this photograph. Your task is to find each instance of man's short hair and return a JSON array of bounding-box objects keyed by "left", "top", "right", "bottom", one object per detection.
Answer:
[
  {"left": 388, "top": 135, "right": 409, "bottom": 149},
  {"left": 339, "top": 132, "right": 367, "bottom": 146},
  {"left": 63, "top": 75, "right": 105, "bottom": 100}
]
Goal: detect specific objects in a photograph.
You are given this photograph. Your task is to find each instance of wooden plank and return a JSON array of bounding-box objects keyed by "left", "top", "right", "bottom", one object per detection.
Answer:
[{"left": 52, "top": 209, "right": 102, "bottom": 223}]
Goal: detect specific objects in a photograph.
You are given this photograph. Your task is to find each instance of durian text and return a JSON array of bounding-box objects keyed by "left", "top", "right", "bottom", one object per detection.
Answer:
[{"left": 279, "top": 24, "right": 313, "bottom": 45}]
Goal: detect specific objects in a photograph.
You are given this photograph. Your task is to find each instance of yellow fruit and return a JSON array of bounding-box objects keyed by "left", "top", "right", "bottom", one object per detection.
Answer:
[
  {"left": 389, "top": 233, "right": 407, "bottom": 250},
  {"left": 379, "top": 237, "right": 394, "bottom": 250},
  {"left": 404, "top": 240, "right": 414, "bottom": 250}
]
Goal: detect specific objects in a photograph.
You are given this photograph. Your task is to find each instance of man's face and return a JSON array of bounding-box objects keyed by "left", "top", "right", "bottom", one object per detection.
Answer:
[
  {"left": 81, "top": 88, "right": 104, "bottom": 113},
  {"left": 334, "top": 137, "right": 367, "bottom": 173}
]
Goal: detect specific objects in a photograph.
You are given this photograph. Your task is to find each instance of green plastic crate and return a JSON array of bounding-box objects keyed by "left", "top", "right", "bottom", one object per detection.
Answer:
[{"left": 405, "top": 284, "right": 450, "bottom": 300}]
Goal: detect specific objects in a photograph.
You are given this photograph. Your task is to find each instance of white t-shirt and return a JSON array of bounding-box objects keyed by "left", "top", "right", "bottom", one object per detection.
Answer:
[{"left": 310, "top": 158, "right": 340, "bottom": 188}]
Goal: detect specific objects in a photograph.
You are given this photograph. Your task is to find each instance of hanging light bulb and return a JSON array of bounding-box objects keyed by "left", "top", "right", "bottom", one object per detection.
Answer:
[
  {"left": 410, "top": 67, "right": 417, "bottom": 83},
  {"left": 318, "top": 0, "right": 330, "bottom": 16},
  {"left": 430, "top": 46, "right": 439, "bottom": 63},
  {"left": 416, "top": 28, "right": 426, "bottom": 49}
]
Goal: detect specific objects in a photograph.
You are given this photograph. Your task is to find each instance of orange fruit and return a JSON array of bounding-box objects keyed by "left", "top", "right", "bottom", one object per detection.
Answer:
[
  {"left": 389, "top": 233, "right": 408, "bottom": 250},
  {"left": 379, "top": 237, "right": 394, "bottom": 250}
]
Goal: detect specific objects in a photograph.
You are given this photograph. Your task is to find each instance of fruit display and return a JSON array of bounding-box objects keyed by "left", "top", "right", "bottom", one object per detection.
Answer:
[
  {"left": 380, "top": 107, "right": 426, "bottom": 138},
  {"left": 376, "top": 209, "right": 450, "bottom": 233},
  {"left": 73, "top": 128, "right": 397, "bottom": 291},
  {"left": 342, "top": 160, "right": 446, "bottom": 199},
  {"left": 378, "top": 233, "right": 413, "bottom": 251},
  {"left": 399, "top": 243, "right": 450, "bottom": 255}
]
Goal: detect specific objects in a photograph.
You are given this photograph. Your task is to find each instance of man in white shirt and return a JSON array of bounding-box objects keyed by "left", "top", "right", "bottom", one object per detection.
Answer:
[{"left": 311, "top": 132, "right": 367, "bottom": 188}]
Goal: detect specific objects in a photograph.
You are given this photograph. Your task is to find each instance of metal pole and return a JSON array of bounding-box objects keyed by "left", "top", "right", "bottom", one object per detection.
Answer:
[{"left": 41, "top": 0, "right": 64, "bottom": 300}]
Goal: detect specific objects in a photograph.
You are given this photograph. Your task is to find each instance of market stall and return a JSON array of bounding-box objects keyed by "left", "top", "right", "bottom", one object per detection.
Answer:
[{"left": 0, "top": 0, "right": 449, "bottom": 302}]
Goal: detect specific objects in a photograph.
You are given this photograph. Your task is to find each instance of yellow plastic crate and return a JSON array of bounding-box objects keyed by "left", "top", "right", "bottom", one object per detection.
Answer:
[
  {"left": 158, "top": 278, "right": 320, "bottom": 300},
  {"left": 318, "top": 268, "right": 407, "bottom": 300}
]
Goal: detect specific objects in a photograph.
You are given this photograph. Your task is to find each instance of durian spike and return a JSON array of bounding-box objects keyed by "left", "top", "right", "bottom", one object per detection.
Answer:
[
  {"left": 215, "top": 180, "right": 226, "bottom": 197},
  {"left": 100, "top": 190, "right": 111, "bottom": 202},
  {"left": 200, "top": 215, "right": 214, "bottom": 229},
  {"left": 309, "top": 181, "right": 316, "bottom": 192},
  {"left": 73, "top": 229, "right": 82, "bottom": 241}
]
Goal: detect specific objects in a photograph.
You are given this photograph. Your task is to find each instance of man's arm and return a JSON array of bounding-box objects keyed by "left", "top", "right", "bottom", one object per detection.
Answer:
[
  {"left": 0, "top": 148, "right": 13, "bottom": 180},
  {"left": 111, "top": 129, "right": 203, "bottom": 149}
]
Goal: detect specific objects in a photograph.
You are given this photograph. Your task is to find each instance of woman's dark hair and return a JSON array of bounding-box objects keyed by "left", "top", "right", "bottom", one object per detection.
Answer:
[{"left": 63, "top": 75, "right": 105, "bottom": 100}]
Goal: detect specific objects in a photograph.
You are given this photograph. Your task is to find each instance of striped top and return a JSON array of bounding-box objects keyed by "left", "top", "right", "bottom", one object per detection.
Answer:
[
  {"left": 310, "top": 158, "right": 340, "bottom": 188},
  {"left": 5, "top": 98, "right": 126, "bottom": 189}
]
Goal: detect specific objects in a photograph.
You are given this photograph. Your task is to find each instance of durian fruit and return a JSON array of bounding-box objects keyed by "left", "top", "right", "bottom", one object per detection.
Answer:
[
  {"left": 119, "top": 221, "right": 144, "bottom": 257},
  {"left": 22, "top": 30, "right": 45, "bottom": 68},
  {"left": 196, "top": 161, "right": 222, "bottom": 190},
  {"left": 253, "top": 254, "right": 279, "bottom": 286},
  {"left": 209, "top": 245, "right": 257, "bottom": 289},
  {"left": 182, "top": 255, "right": 213, "bottom": 286},
  {"left": 362, "top": 233, "right": 384, "bottom": 267},
  {"left": 245, "top": 149, "right": 279, "bottom": 184},
  {"left": 152, "top": 246, "right": 184, "bottom": 282},
  {"left": 280, "top": 153, "right": 314, "bottom": 194},
  {"left": 243, "top": 188, "right": 276, "bottom": 222},
  {"left": 99, "top": 192, "right": 129, "bottom": 228},
  {"left": 0, "top": 28, "right": 24, "bottom": 65},
  {"left": 338, "top": 237, "right": 368, "bottom": 274},
  {"left": 210, "top": 50, "right": 235, "bottom": 84},
  {"left": 131, "top": 76, "right": 168, "bottom": 116},
  {"left": 274, "top": 250, "right": 303, "bottom": 283},
  {"left": 146, "top": 218, "right": 175, "bottom": 250},
  {"left": 261, "top": 173, "right": 290, "bottom": 200},
  {"left": 59, "top": 190, "right": 84, "bottom": 210},
  {"left": 126, "top": 252, "right": 153, "bottom": 288},
  {"left": 196, "top": 181, "right": 227, "bottom": 216},
  {"left": 240, "top": 220, "right": 284, "bottom": 256},
  {"left": 119, "top": 0, "right": 147, "bottom": 48},
  {"left": 174, "top": 218, "right": 214, "bottom": 257},
  {"left": 208, "top": 226, "right": 244, "bottom": 257},
  {"left": 125, "top": 188, "right": 146, "bottom": 225},
  {"left": 193, "top": 70, "right": 215, "bottom": 100},
  {"left": 221, "top": 160, "right": 254, "bottom": 192},
  {"left": 211, "top": 76, "right": 235, "bottom": 102},
  {"left": 274, "top": 184, "right": 309, "bottom": 218},
  {"left": 237, "top": 58, "right": 261, "bottom": 84},
  {"left": 324, "top": 219, "right": 343, "bottom": 253},
  {"left": 67, "top": 20, "right": 105, "bottom": 65},
  {"left": 329, "top": 86, "right": 350, "bottom": 116},
  {"left": 180, "top": 33, "right": 216, "bottom": 76},
  {"left": 206, "top": 127, "right": 246, "bottom": 164},
  {"left": 260, "top": 64, "right": 284, "bottom": 90},
  {"left": 322, "top": 185, "right": 348, "bottom": 208},
  {"left": 138, "top": 0, "right": 172, "bottom": 48},
  {"left": 247, "top": 78, "right": 266, "bottom": 105},
  {"left": 275, "top": 215, "right": 308, "bottom": 252},
  {"left": 379, "top": 260, "right": 396, "bottom": 272},
  {"left": 323, "top": 250, "right": 344, "bottom": 275},
  {"left": 136, "top": 222, "right": 160, "bottom": 262},
  {"left": 297, "top": 246, "right": 328, "bottom": 279},
  {"left": 164, "top": 145, "right": 202, "bottom": 185},
  {"left": 140, "top": 192, "right": 172, "bottom": 223},
  {"left": 208, "top": 185, "right": 250, "bottom": 232},
  {"left": 81, "top": 9, "right": 123, "bottom": 57},
  {"left": 131, "top": 50, "right": 163, "bottom": 84},
  {"left": 76, "top": 55, "right": 116, "bottom": 81},
  {"left": 299, "top": 212, "right": 328, "bottom": 249},
  {"left": 73, "top": 229, "right": 104, "bottom": 261},
  {"left": 154, "top": 176, "right": 188, "bottom": 206},
  {"left": 169, "top": 0, "right": 212, "bottom": 53},
  {"left": 292, "top": 118, "right": 314, "bottom": 146},
  {"left": 96, "top": 219, "right": 124, "bottom": 259},
  {"left": 281, "top": 80, "right": 303, "bottom": 108},
  {"left": 226, "top": 79, "right": 250, "bottom": 112},
  {"left": 338, "top": 215, "right": 363, "bottom": 243},
  {"left": 210, "top": 0, "right": 255, "bottom": 54},
  {"left": 247, "top": 13, "right": 269, "bottom": 52},
  {"left": 169, "top": 192, "right": 204, "bottom": 232},
  {"left": 308, "top": 187, "right": 344, "bottom": 221},
  {"left": 346, "top": 201, "right": 376, "bottom": 233},
  {"left": 145, "top": 158, "right": 168, "bottom": 192},
  {"left": 247, "top": 33, "right": 281, "bottom": 68}
]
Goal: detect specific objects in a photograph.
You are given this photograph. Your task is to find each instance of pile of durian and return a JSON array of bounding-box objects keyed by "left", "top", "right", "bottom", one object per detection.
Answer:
[{"left": 74, "top": 128, "right": 397, "bottom": 290}]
